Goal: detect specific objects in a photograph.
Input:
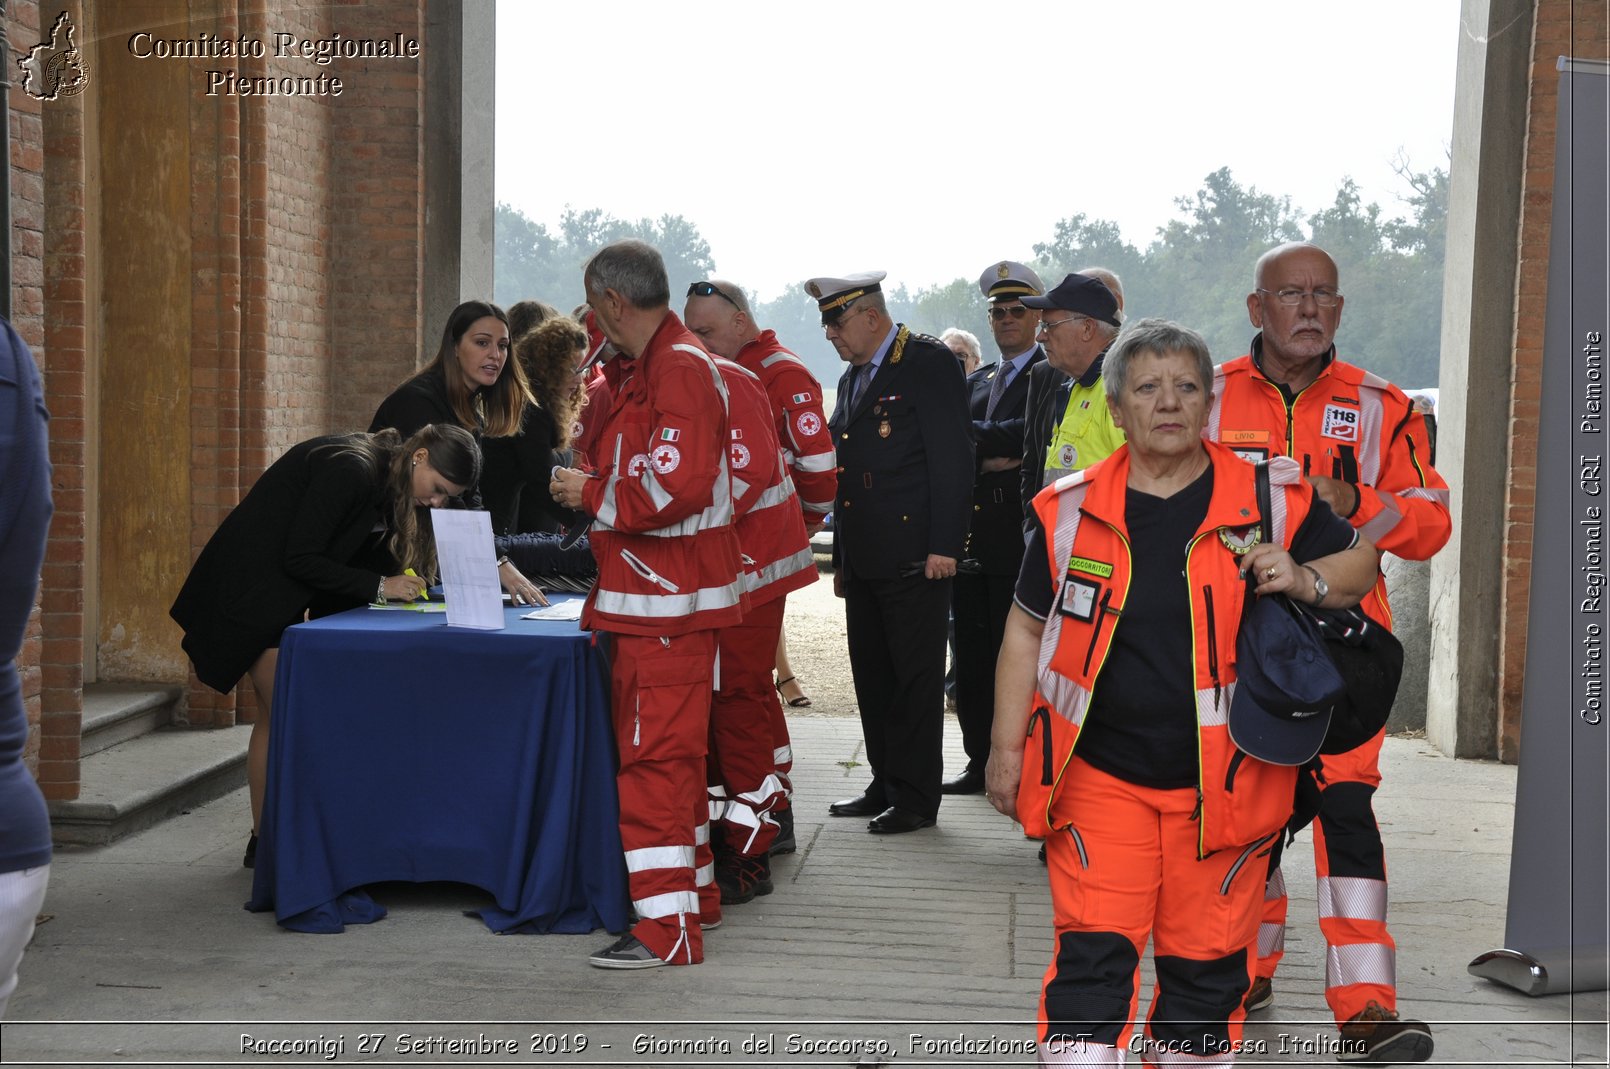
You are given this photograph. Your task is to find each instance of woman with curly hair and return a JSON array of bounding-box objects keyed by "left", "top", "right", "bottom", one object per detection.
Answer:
[
  {"left": 169, "top": 424, "right": 480, "bottom": 864},
  {"left": 482, "top": 314, "right": 593, "bottom": 535}
]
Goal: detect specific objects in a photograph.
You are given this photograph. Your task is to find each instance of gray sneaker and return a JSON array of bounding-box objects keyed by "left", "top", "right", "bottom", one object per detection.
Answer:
[{"left": 588, "top": 934, "right": 665, "bottom": 970}]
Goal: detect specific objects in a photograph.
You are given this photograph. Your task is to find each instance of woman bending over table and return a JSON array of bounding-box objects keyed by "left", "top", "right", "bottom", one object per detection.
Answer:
[{"left": 170, "top": 423, "right": 479, "bottom": 867}]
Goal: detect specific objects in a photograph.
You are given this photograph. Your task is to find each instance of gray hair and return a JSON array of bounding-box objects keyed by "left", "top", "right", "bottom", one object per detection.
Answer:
[
  {"left": 701, "top": 278, "right": 752, "bottom": 316},
  {"left": 1103, "top": 317, "right": 1213, "bottom": 406},
  {"left": 1076, "top": 265, "right": 1125, "bottom": 311},
  {"left": 940, "top": 327, "right": 981, "bottom": 360},
  {"left": 584, "top": 240, "right": 670, "bottom": 309}
]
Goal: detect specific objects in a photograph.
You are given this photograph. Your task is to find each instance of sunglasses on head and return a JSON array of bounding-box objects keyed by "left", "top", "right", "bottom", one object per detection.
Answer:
[
  {"left": 990, "top": 305, "right": 1031, "bottom": 321},
  {"left": 688, "top": 281, "right": 741, "bottom": 309}
]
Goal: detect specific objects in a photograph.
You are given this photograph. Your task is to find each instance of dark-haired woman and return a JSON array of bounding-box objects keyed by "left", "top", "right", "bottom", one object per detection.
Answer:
[
  {"left": 370, "top": 299, "right": 547, "bottom": 605},
  {"left": 170, "top": 423, "right": 480, "bottom": 862}
]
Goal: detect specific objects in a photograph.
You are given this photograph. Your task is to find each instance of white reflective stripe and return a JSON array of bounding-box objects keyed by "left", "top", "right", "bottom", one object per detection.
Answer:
[
  {"left": 1206, "top": 367, "right": 1227, "bottom": 439},
  {"left": 1359, "top": 499, "right": 1402, "bottom": 544},
  {"left": 745, "top": 547, "right": 815, "bottom": 593},
  {"left": 694, "top": 863, "right": 713, "bottom": 887},
  {"left": 1139, "top": 1038, "right": 1236, "bottom": 1067},
  {"left": 1038, "top": 493, "right": 1086, "bottom": 680},
  {"left": 592, "top": 578, "right": 744, "bottom": 619},
  {"left": 694, "top": 821, "right": 710, "bottom": 846},
  {"left": 632, "top": 889, "right": 699, "bottom": 920},
  {"left": 1266, "top": 864, "right": 1288, "bottom": 901},
  {"left": 1266, "top": 475, "right": 1290, "bottom": 546},
  {"left": 792, "top": 451, "right": 836, "bottom": 473},
  {"left": 1195, "top": 683, "right": 1232, "bottom": 728},
  {"left": 1037, "top": 672, "right": 1092, "bottom": 729},
  {"left": 748, "top": 473, "right": 797, "bottom": 513},
  {"left": 1037, "top": 1041, "right": 1125, "bottom": 1067},
  {"left": 1326, "top": 942, "right": 1396, "bottom": 990},
  {"left": 595, "top": 472, "right": 622, "bottom": 529},
  {"left": 640, "top": 469, "right": 677, "bottom": 511},
  {"left": 624, "top": 845, "right": 694, "bottom": 873},
  {"left": 731, "top": 475, "right": 752, "bottom": 504},
  {"left": 1356, "top": 391, "right": 1386, "bottom": 485},
  {"left": 1400, "top": 486, "right": 1450, "bottom": 505},
  {"left": 706, "top": 799, "right": 726, "bottom": 822},
  {"left": 760, "top": 350, "right": 806, "bottom": 370},
  {"left": 734, "top": 773, "right": 786, "bottom": 808},
  {"left": 1317, "top": 876, "right": 1388, "bottom": 921},
  {"left": 800, "top": 496, "right": 837, "bottom": 513},
  {"left": 1258, "top": 921, "right": 1286, "bottom": 958},
  {"left": 773, "top": 744, "right": 793, "bottom": 765}
]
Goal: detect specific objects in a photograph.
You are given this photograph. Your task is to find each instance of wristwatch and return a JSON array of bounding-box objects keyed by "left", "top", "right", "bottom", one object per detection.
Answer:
[{"left": 1304, "top": 565, "right": 1329, "bottom": 606}]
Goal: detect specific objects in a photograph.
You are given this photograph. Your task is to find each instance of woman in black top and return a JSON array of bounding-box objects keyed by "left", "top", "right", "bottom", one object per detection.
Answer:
[
  {"left": 170, "top": 423, "right": 479, "bottom": 858},
  {"left": 370, "top": 299, "right": 548, "bottom": 606}
]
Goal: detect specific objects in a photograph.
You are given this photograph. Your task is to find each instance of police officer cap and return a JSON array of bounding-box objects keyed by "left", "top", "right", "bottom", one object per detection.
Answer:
[
  {"left": 978, "top": 261, "right": 1045, "bottom": 302},
  {"left": 804, "top": 271, "right": 886, "bottom": 323},
  {"left": 1020, "top": 272, "right": 1121, "bottom": 327}
]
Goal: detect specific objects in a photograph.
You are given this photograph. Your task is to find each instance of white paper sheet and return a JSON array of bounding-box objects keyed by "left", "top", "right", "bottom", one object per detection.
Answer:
[
  {"left": 521, "top": 600, "right": 583, "bottom": 621},
  {"left": 430, "top": 508, "right": 505, "bottom": 630}
]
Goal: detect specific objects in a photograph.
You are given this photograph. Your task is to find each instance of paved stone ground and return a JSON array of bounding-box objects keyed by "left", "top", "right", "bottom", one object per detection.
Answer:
[{"left": 3, "top": 575, "right": 1605, "bottom": 1066}]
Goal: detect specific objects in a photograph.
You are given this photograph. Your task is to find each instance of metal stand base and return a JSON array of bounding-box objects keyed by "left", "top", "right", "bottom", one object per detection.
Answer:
[{"left": 1469, "top": 947, "right": 1610, "bottom": 996}]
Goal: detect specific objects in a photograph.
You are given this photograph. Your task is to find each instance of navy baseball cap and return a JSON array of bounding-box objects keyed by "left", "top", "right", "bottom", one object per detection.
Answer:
[
  {"left": 1020, "top": 272, "right": 1121, "bottom": 327},
  {"left": 1229, "top": 594, "right": 1346, "bottom": 766}
]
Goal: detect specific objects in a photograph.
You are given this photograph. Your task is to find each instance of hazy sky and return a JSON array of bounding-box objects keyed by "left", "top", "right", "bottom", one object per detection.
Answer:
[{"left": 495, "top": 1, "right": 1461, "bottom": 302}]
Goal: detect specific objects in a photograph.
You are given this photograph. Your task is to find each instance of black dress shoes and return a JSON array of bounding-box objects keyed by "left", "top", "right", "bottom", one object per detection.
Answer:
[
  {"left": 828, "top": 792, "right": 885, "bottom": 817},
  {"left": 940, "top": 768, "right": 985, "bottom": 795},
  {"left": 867, "top": 807, "right": 936, "bottom": 834}
]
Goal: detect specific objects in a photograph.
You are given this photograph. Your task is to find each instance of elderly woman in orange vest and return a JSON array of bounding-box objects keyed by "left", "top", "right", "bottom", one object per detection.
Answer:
[{"left": 986, "top": 318, "right": 1381, "bottom": 1067}]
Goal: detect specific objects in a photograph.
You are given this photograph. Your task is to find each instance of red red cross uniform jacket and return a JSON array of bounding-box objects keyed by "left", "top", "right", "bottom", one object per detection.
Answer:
[
  {"left": 732, "top": 330, "right": 837, "bottom": 524},
  {"left": 580, "top": 315, "right": 744, "bottom": 636}
]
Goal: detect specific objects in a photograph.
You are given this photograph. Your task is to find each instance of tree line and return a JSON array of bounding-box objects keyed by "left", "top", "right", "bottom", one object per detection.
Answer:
[{"left": 495, "top": 161, "right": 1447, "bottom": 392}]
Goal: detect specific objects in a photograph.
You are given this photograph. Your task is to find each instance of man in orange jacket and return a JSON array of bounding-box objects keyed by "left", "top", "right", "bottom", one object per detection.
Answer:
[{"left": 1206, "top": 242, "right": 1450, "bottom": 1063}]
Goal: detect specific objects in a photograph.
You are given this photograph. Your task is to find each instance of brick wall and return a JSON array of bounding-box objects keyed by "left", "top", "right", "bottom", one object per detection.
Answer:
[
  {"left": 330, "top": 0, "right": 427, "bottom": 432},
  {"left": 1499, "top": 0, "right": 1610, "bottom": 760}
]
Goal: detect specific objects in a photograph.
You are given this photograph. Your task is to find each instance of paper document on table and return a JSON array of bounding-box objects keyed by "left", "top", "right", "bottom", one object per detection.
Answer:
[
  {"left": 368, "top": 600, "right": 448, "bottom": 613},
  {"left": 521, "top": 600, "right": 583, "bottom": 621},
  {"left": 430, "top": 508, "right": 505, "bottom": 630}
]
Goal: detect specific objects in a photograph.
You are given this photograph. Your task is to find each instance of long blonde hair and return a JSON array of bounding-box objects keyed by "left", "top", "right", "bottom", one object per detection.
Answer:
[{"left": 516, "top": 316, "right": 589, "bottom": 448}]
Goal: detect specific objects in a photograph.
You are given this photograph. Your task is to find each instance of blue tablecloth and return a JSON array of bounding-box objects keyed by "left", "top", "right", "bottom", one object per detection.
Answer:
[{"left": 245, "top": 598, "right": 629, "bottom": 935}]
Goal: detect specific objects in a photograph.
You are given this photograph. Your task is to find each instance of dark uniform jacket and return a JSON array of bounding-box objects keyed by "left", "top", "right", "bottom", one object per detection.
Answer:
[
  {"left": 964, "top": 346, "right": 1043, "bottom": 574},
  {"left": 170, "top": 437, "right": 393, "bottom": 693},
  {"left": 828, "top": 327, "right": 973, "bottom": 579}
]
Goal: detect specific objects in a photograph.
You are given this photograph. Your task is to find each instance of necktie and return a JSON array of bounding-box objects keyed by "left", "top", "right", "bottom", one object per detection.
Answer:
[
  {"left": 986, "top": 362, "right": 1013, "bottom": 419},
  {"left": 850, "top": 362, "right": 874, "bottom": 410}
]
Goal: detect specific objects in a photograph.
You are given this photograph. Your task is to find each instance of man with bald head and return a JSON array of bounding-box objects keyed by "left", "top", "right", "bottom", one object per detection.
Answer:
[{"left": 1207, "top": 241, "right": 1450, "bottom": 1063}]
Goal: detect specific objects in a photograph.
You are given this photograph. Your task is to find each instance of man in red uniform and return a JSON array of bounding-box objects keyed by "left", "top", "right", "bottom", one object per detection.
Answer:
[
  {"left": 684, "top": 279, "right": 836, "bottom": 855},
  {"left": 551, "top": 241, "right": 744, "bottom": 969},
  {"left": 1206, "top": 241, "right": 1450, "bottom": 1062},
  {"left": 701, "top": 353, "right": 816, "bottom": 905}
]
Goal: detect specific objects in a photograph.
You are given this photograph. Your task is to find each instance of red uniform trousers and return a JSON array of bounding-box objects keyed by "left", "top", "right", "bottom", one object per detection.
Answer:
[
  {"left": 608, "top": 630, "right": 717, "bottom": 965},
  {"left": 1254, "top": 728, "right": 1395, "bottom": 1024},
  {"left": 1038, "top": 758, "right": 1267, "bottom": 1068},
  {"left": 706, "top": 596, "right": 789, "bottom": 858}
]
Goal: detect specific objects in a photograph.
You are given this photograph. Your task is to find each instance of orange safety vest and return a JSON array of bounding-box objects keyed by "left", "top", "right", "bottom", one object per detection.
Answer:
[
  {"left": 1018, "top": 440, "right": 1316, "bottom": 857},
  {"left": 1208, "top": 348, "right": 1451, "bottom": 626}
]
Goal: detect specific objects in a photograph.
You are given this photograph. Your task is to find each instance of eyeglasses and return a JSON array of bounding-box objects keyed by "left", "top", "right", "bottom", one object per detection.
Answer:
[
  {"left": 823, "top": 300, "right": 864, "bottom": 332},
  {"left": 989, "top": 305, "right": 1032, "bottom": 322},
  {"left": 1257, "top": 287, "right": 1343, "bottom": 308},
  {"left": 688, "top": 281, "right": 741, "bottom": 310},
  {"left": 1037, "top": 314, "right": 1089, "bottom": 335}
]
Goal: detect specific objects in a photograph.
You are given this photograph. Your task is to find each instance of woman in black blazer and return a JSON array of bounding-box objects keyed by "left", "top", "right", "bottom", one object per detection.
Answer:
[{"left": 169, "top": 423, "right": 479, "bottom": 861}]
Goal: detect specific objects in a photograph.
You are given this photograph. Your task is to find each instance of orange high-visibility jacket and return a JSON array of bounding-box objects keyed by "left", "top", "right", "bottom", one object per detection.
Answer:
[
  {"left": 1018, "top": 442, "right": 1319, "bottom": 857},
  {"left": 1208, "top": 347, "right": 1450, "bottom": 624}
]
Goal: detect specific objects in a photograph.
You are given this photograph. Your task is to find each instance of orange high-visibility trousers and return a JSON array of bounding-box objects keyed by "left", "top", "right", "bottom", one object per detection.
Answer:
[
  {"left": 1038, "top": 757, "right": 1271, "bottom": 1067},
  {"left": 1254, "top": 729, "right": 1395, "bottom": 1024}
]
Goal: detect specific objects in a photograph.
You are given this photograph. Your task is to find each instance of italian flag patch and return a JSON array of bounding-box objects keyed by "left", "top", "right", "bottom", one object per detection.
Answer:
[
  {"left": 792, "top": 392, "right": 812, "bottom": 404},
  {"left": 659, "top": 428, "right": 681, "bottom": 442}
]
